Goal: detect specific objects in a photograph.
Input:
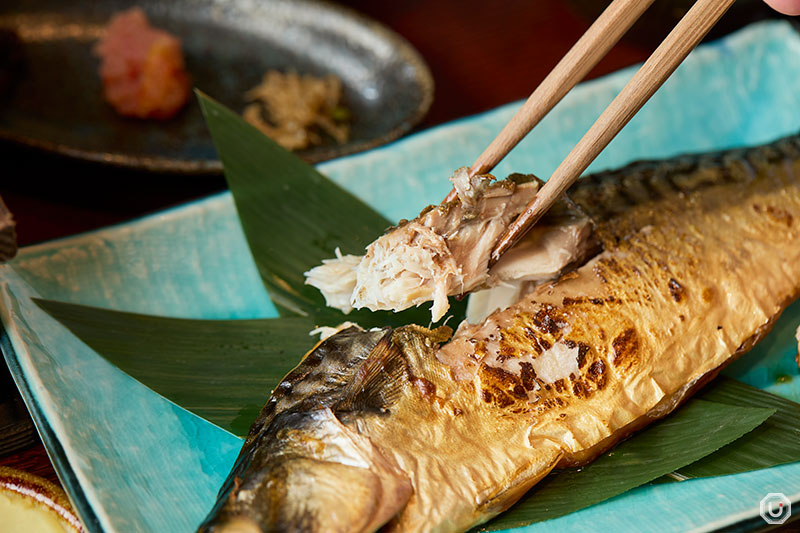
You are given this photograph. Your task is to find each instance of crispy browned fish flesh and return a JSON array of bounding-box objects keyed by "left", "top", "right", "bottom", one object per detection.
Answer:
[{"left": 200, "top": 133, "right": 800, "bottom": 532}]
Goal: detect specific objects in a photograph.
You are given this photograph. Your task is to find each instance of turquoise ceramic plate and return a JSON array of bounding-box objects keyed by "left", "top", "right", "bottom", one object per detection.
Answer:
[{"left": 2, "top": 20, "right": 800, "bottom": 533}]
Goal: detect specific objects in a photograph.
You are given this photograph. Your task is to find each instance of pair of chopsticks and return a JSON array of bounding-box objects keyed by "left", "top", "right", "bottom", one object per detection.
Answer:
[{"left": 447, "top": 0, "right": 735, "bottom": 266}]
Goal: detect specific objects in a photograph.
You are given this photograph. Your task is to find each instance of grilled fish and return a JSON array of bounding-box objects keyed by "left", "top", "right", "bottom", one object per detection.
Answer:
[
  {"left": 200, "top": 133, "right": 800, "bottom": 532},
  {"left": 305, "top": 169, "right": 595, "bottom": 322}
]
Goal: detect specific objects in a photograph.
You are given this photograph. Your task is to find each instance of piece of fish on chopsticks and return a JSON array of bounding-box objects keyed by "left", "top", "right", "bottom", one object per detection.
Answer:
[
  {"left": 305, "top": 169, "right": 596, "bottom": 321},
  {"left": 201, "top": 133, "right": 800, "bottom": 533}
]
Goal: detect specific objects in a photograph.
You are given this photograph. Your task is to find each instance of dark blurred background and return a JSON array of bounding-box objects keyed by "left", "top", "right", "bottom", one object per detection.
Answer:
[{"left": 0, "top": 0, "right": 784, "bottom": 249}]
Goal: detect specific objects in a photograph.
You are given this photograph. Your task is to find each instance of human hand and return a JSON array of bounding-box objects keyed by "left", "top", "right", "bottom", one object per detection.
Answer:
[{"left": 764, "top": 0, "right": 800, "bottom": 15}]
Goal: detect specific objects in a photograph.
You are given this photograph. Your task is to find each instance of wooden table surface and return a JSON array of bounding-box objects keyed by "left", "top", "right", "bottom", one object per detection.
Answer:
[{"left": 0, "top": 0, "right": 787, "bottom": 526}]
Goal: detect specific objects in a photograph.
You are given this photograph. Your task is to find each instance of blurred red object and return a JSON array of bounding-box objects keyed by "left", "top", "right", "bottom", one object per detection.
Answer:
[{"left": 94, "top": 7, "right": 190, "bottom": 120}]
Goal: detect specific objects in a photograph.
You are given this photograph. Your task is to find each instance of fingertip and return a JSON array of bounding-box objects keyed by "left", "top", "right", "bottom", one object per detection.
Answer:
[{"left": 764, "top": 0, "right": 800, "bottom": 16}]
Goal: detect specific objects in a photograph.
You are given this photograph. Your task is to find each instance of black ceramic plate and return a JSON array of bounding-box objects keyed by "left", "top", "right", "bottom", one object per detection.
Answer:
[{"left": 0, "top": 0, "right": 433, "bottom": 173}]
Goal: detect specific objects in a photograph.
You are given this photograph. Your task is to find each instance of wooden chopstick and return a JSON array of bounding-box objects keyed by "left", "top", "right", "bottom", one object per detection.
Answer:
[
  {"left": 443, "top": 0, "right": 655, "bottom": 203},
  {"left": 489, "top": 0, "right": 735, "bottom": 266}
]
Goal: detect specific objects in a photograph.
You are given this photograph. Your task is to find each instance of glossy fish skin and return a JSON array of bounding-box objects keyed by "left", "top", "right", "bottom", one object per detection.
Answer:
[
  {"left": 199, "top": 328, "right": 414, "bottom": 533},
  {"left": 202, "top": 134, "right": 800, "bottom": 532}
]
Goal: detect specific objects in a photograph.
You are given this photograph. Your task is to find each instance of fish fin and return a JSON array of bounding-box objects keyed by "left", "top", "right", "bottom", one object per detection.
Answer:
[{"left": 335, "top": 331, "right": 408, "bottom": 412}]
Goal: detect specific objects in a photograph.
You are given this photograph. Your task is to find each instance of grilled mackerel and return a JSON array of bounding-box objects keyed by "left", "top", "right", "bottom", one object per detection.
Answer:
[{"left": 201, "top": 134, "right": 800, "bottom": 532}]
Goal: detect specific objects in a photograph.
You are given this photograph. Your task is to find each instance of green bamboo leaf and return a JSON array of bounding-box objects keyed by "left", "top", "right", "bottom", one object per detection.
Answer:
[
  {"left": 197, "top": 92, "right": 466, "bottom": 328},
  {"left": 477, "top": 400, "right": 774, "bottom": 531},
  {"left": 197, "top": 91, "right": 388, "bottom": 318},
  {"left": 673, "top": 377, "right": 800, "bottom": 478},
  {"left": 34, "top": 298, "right": 318, "bottom": 437}
]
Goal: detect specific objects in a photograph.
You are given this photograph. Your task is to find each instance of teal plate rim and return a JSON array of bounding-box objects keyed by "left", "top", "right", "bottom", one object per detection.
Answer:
[{"left": 0, "top": 328, "right": 103, "bottom": 532}]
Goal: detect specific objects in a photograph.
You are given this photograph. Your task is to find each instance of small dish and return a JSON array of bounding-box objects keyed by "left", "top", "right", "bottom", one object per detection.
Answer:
[
  {"left": 0, "top": 466, "right": 83, "bottom": 532},
  {"left": 0, "top": 0, "right": 433, "bottom": 173}
]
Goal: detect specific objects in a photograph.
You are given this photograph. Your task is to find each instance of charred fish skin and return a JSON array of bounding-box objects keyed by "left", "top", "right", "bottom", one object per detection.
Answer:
[
  {"left": 204, "top": 133, "right": 800, "bottom": 533},
  {"left": 439, "top": 134, "right": 800, "bottom": 461}
]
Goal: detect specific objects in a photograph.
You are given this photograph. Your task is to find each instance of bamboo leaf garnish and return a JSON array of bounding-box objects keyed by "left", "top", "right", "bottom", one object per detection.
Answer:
[
  {"left": 674, "top": 377, "right": 800, "bottom": 478},
  {"left": 197, "top": 91, "right": 467, "bottom": 328},
  {"left": 198, "top": 91, "right": 384, "bottom": 318},
  {"left": 477, "top": 400, "right": 775, "bottom": 531},
  {"left": 34, "top": 298, "right": 318, "bottom": 437}
]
